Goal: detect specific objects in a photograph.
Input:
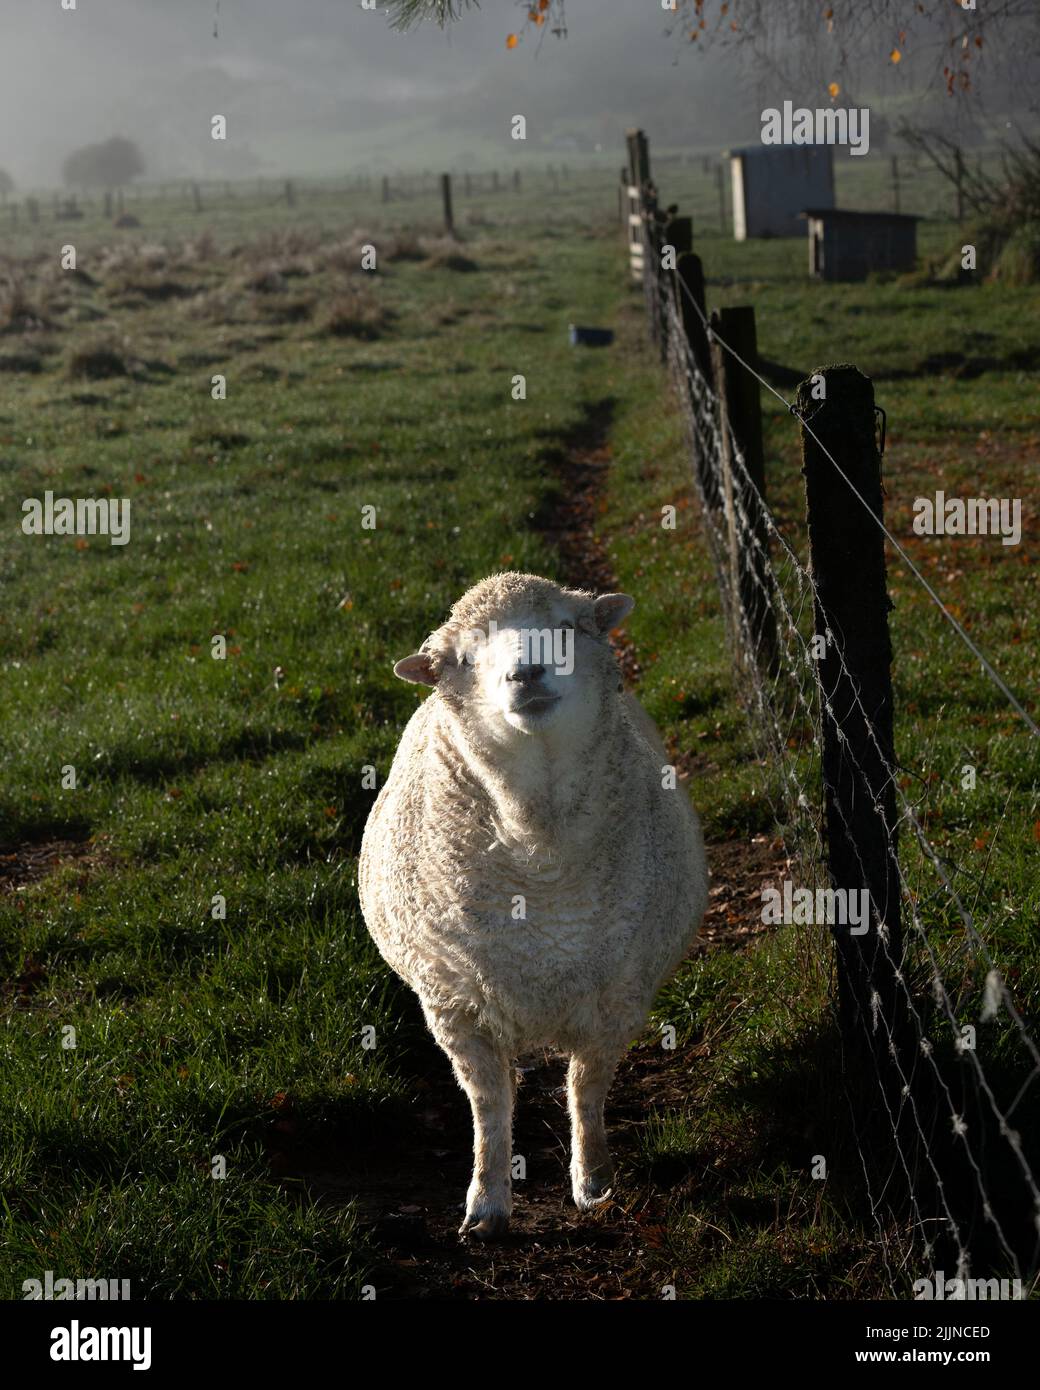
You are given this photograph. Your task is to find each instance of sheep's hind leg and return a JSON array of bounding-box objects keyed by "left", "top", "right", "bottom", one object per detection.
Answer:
[
  {"left": 430, "top": 1013, "right": 515, "bottom": 1241},
  {"left": 567, "top": 1047, "right": 619, "bottom": 1210}
]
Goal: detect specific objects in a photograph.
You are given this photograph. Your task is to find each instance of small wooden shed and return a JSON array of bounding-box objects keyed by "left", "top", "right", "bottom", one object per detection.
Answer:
[
  {"left": 728, "top": 146, "right": 834, "bottom": 240},
  {"left": 803, "top": 208, "right": 920, "bottom": 281}
]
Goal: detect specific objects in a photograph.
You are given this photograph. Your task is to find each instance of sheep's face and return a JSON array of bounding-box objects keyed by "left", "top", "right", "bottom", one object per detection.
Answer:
[{"left": 393, "top": 574, "right": 634, "bottom": 740}]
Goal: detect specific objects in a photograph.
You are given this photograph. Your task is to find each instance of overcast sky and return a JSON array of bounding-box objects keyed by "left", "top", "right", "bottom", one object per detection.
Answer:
[{"left": 0, "top": 0, "right": 1026, "bottom": 188}]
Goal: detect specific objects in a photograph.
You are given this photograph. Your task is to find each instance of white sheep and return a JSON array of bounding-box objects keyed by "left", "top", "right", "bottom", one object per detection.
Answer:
[{"left": 359, "top": 572, "right": 708, "bottom": 1239}]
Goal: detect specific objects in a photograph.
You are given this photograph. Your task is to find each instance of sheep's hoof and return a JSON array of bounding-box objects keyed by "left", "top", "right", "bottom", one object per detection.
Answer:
[
  {"left": 459, "top": 1211, "right": 510, "bottom": 1242},
  {"left": 572, "top": 1173, "right": 615, "bottom": 1211}
]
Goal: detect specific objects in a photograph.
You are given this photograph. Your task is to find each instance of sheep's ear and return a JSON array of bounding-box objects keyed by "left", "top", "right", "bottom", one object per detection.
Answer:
[
  {"left": 594, "top": 592, "right": 635, "bottom": 633},
  {"left": 393, "top": 652, "right": 439, "bottom": 686}
]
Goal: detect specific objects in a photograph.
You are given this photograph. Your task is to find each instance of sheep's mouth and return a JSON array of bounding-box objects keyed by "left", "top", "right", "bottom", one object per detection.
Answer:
[{"left": 509, "top": 693, "right": 561, "bottom": 715}]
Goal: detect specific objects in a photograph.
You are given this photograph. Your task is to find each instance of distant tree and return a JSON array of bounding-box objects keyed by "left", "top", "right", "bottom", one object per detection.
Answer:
[
  {"left": 0, "top": 169, "right": 14, "bottom": 204},
  {"left": 62, "top": 136, "right": 145, "bottom": 190}
]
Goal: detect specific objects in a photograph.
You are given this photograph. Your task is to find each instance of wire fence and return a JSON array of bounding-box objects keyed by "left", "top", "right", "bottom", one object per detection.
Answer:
[{"left": 627, "top": 131, "right": 1040, "bottom": 1295}]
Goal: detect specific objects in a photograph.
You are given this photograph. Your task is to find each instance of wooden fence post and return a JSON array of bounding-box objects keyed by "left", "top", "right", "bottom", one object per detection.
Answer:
[
  {"left": 674, "top": 252, "right": 716, "bottom": 508},
  {"left": 708, "top": 307, "right": 776, "bottom": 674},
  {"left": 657, "top": 214, "right": 691, "bottom": 362},
  {"left": 440, "top": 172, "right": 455, "bottom": 238},
  {"left": 626, "top": 129, "right": 650, "bottom": 188},
  {"left": 797, "top": 366, "right": 906, "bottom": 1059}
]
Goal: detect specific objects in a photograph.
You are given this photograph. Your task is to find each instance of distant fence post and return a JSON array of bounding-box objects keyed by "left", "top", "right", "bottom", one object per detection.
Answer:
[
  {"left": 797, "top": 366, "right": 906, "bottom": 1061},
  {"left": 381, "top": 176, "right": 390, "bottom": 204},
  {"left": 192, "top": 182, "right": 202, "bottom": 213},
  {"left": 285, "top": 179, "right": 295, "bottom": 208},
  {"left": 890, "top": 155, "right": 900, "bottom": 213},
  {"left": 440, "top": 172, "right": 455, "bottom": 238},
  {"left": 626, "top": 128, "right": 650, "bottom": 188},
  {"left": 716, "top": 161, "right": 726, "bottom": 234},
  {"left": 709, "top": 307, "right": 776, "bottom": 674}
]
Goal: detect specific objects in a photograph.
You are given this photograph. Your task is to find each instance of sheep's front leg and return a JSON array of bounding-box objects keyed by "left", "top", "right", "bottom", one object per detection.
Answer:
[
  {"left": 567, "top": 1048, "right": 619, "bottom": 1210},
  {"left": 429, "top": 1012, "right": 514, "bottom": 1240}
]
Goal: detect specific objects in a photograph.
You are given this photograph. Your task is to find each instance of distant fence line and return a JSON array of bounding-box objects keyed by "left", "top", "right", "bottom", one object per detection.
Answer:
[
  {"left": 624, "top": 127, "right": 1040, "bottom": 1293},
  {"left": 0, "top": 165, "right": 585, "bottom": 227}
]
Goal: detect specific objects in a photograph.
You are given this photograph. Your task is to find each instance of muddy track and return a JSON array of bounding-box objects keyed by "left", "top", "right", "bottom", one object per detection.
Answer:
[{"left": 315, "top": 393, "right": 781, "bottom": 1299}]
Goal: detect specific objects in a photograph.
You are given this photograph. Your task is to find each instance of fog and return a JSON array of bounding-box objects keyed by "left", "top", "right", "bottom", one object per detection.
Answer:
[{"left": 0, "top": 0, "right": 1030, "bottom": 189}]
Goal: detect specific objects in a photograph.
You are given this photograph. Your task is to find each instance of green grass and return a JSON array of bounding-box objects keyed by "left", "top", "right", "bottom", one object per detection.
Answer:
[{"left": 1, "top": 162, "right": 1036, "bottom": 1299}]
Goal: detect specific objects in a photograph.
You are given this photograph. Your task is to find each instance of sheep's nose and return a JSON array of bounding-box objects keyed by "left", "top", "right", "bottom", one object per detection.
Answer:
[{"left": 506, "top": 663, "right": 546, "bottom": 684}]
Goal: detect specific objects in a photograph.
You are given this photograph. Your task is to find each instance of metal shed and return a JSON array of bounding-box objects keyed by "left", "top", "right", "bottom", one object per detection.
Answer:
[{"left": 803, "top": 208, "right": 921, "bottom": 281}]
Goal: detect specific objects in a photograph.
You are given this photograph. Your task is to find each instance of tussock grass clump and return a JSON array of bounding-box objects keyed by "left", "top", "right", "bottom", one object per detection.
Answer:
[
  {"left": 261, "top": 292, "right": 315, "bottom": 324},
  {"left": 1, "top": 280, "right": 49, "bottom": 334},
  {"left": 991, "top": 224, "right": 1040, "bottom": 286},
  {"left": 108, "top": 271, "right": 197, "bottom": 302},
  {"left": 420, "top": 236, "right": 478, "bottom": 272},
  {"left": 320, "top": 284, "right": 389, "bottom": 339},
  {"left": 66, "top": 337, "right": 128, "bottom": 380},
  {"left": 0, "top": 349, "right": 43, "bottom": 374}
]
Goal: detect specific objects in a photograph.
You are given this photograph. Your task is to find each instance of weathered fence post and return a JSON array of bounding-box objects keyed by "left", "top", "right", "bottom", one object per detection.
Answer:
[
  {"left": 440, "top": 172, "right": 455, "bottom": 238},
  {"left": 673, "top": 252, "right": 716, "bottom": 506},
  {"left": 797, "top": 366, "right": 906, "bottom": 1062},
  {"left": 657, "top": 214, "right": 691, "bottom": 362},
  {"left": 626, "top": 128, "right": 650, "bottom": 188},
  {"left": 709, "top": 307, "right": 776, "bottom": 674}
]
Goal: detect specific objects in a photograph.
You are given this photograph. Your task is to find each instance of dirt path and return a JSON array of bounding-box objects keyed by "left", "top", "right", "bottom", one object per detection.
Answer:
[{"left": 311, "top": 394, "right": 782, "bottom": 1299}]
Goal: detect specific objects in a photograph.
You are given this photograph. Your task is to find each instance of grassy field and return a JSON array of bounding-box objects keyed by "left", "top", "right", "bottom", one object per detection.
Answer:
[{"left": 1, "top": 160, "right": 1036, "bottom": 1299}]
